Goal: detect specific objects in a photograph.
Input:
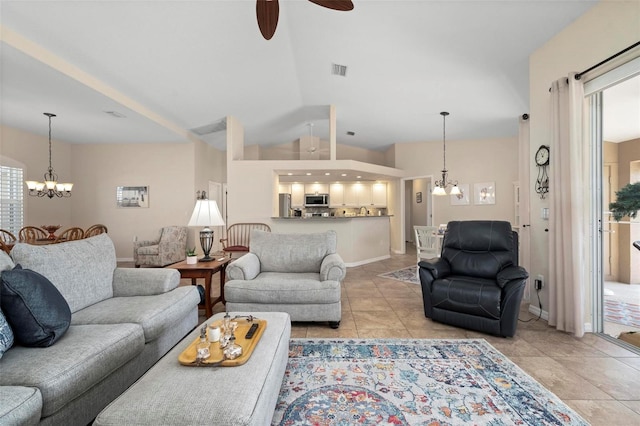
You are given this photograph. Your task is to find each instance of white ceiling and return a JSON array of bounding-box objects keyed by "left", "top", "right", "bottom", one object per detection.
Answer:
[{"left": 1, "top": 0, "right": 612, "bottom": 152}]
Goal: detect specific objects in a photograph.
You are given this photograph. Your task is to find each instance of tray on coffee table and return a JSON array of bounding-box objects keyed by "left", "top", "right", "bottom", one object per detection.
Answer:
[{"left": 178, "top": 318, "right": 266, "bottom": 367}]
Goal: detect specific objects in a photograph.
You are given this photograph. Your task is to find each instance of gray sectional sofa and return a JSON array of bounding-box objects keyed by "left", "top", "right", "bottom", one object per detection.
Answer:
[
  {"left": 225, "top": 230, "right": 346, "bottom": 327},
  {"left": 0, "top": 234, "right": 200, "bottom": 425}
]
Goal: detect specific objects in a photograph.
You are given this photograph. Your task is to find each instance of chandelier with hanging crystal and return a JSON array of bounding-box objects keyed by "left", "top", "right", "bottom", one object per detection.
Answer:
[
  {"left": 25, "top": 113, "right": 73, "bottom": 198},
  {"left": 433, "top": 111, "right": 460, "bottom": 196}
]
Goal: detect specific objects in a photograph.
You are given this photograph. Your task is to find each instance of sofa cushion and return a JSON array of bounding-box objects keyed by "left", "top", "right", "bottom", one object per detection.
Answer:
[
  {"left": 0, "top": 386, "right": 42, "bottom": 426},
  {"left": 71, "top": 286, "right": 199, "bottom": 343},
  {"left": 137, "top": 244, "right": 159, "bottom": 255},
  {"left": 250, "top": 230, "right": 337, "bottom": 273},
  {"left": 225, "top": 273, "right": 341, "bottom": 304},
  {"left": 0, "top": 323, "right": 144, "bottom": 418},
  {"left": 1, "top": 266, "right": 71, "bottom": 347},
  {"left": 10, "top": 233, "right": 116, "bottom": 313},
  {"left": 0, "top": 250, "right": 14, "bottom": 272},
  {"left": 0, "top": 308, "right": 14, "bottom": 358}
]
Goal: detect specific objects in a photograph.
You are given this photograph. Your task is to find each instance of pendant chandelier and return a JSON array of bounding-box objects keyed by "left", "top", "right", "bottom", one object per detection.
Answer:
[
  {"left": 25, "top": 113, "right": 73, "bottom": 198},
  {"left": 432, "top": 111, "right": 460, "bottom": 196}
]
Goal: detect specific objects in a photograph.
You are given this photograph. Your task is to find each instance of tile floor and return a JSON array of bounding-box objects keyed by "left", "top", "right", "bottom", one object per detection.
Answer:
[{"left": 173, "top": 247, "right": 640, "bottom": 426}]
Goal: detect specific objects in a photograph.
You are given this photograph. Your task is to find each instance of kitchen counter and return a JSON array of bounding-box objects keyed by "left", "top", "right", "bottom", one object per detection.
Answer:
[
  {"left": 271, "top": 215, "right": 393, "bottom": 220},
  {"left": 270, "top": 215, "right": 391, "bottom": 266}
]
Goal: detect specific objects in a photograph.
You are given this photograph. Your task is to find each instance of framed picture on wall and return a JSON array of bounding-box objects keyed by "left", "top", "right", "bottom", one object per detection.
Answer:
[
  {"left": 450, "top": 183, "right": 470, "bottom": 205},
  {"left": 474, "top": 182, "right": 495, "bottom": 205},
  {"left": 416, "top": 191, "right": 422, "bottom": 203},
  {"left": 116, "top": 186, "right": 149, "bottom": 208}
]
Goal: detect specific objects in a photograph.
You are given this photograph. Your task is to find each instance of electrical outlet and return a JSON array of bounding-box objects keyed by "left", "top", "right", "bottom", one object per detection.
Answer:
[{"left": 535, "top": 274, "right": 544, "bottom": 290}]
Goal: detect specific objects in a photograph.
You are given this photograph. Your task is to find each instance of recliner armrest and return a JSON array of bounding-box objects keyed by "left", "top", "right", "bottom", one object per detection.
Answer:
[
  {"left": 226, "top": 253, "right": 261, "bottom": 280},
  {"left": 320, "top": 253, "right": 346, "bottom": 282},
  {"left": 112, "top": 268, "right": 180, "bottom": 296},
  {"left": 496, "top": 265, "right": 529, "bottom": 288},
  {"left": 418, "top": 258, "right": 450, "bottom": 279}
]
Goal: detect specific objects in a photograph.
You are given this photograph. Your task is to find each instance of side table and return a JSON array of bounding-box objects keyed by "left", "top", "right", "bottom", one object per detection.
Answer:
[{"left": 167, "top": 256, "right": 233, "bottom": 317}]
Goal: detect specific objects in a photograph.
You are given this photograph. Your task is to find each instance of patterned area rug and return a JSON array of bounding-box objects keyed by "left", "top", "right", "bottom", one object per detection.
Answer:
[
  {"left": 604, "top": 298, "right": 640, "bottom": 328},
  {"left": 272, "top": 339, "right": 587, "bottom": 425},
  {"left": 378, "top": 265, "right": 419, "bottom": 285}
]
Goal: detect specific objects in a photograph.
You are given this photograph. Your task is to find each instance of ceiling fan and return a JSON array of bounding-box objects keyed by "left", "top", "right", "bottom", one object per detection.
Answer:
[{"left": 256, "top": 0, "right": 354, "bottom": 40}]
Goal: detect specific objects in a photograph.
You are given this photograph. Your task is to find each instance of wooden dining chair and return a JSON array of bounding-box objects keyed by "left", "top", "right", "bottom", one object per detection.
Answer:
[
  {"left": 55, "top": 227, "right": 85, "bottom": 243},
  {"left": 0, "top": 229, "right": 17, "bottom": 244},
  {"left": 0, "top": 239, "right": 11, "bottom": 254},
  {"left": 220, "top": 223, "right": 271, "bottom": 257},
  {"left": 19, "top": 226, "right": 47, "bottom": 241},
  {"left": 85, "top": 224, "right": 108, "bottom": 237}
]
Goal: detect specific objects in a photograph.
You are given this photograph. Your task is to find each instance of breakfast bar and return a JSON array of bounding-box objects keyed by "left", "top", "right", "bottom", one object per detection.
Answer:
[{"left": 270, "top": 215, "right": 391, "bottom": 266}]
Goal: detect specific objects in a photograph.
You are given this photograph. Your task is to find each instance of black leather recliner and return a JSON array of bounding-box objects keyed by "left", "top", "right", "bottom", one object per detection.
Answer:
[{"left": 418, "top": 220, "right": 528, "bottom": 337}]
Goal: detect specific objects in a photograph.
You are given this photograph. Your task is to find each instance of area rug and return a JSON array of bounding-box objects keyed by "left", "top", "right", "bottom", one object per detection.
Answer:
[
  {"left": 604, "top": 298, "right": 640, "bottom": 328},
  {"left": 378, "top": 265, "right": 419, "bottom": 285},
  {"left": 272, "top": 339, "right": 587, "bottom": 425}
]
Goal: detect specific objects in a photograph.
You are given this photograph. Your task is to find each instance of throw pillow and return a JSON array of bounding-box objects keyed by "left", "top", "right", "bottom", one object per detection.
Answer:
[
  {"left": 1, "top": 265, "right": 71, "bottom": 347},
  {"left": 0, "top": 308, "right": 14, "bottom": 358}
]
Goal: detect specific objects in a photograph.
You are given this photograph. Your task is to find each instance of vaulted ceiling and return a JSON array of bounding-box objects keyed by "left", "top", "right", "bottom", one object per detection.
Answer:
[{"left": 1, "top": 1, "right": 601, "bottom": 151}]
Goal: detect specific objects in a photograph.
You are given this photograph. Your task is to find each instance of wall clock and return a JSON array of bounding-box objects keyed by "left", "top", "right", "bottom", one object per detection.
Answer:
[{"left": 535, "top": 145, "right": 550, "bottom": 199}]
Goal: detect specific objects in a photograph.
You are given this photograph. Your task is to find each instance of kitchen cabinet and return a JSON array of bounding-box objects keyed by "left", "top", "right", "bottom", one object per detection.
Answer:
[
  {"left": 329, "top": 182, "right": 387, "bottom": 207},
  {"left": 329, "top": 184, "right": 345, "bottom": 207},
  {"left": 305, "top": 183, "right": 329, "bottom": 194},
  {"left": 371, "top": 183, "right": 387, "bottom": 207},
  {"left": 291, "top": 183, "right": 305, "bottom": 207},
  {"left": 278, "top": 183, "right": 291, "bottom": 194}
]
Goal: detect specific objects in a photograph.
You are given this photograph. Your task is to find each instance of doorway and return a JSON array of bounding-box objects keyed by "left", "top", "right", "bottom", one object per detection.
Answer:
[
  {"left": 588, "top": 67, "right": 640, "bottom": 349},
  {"left": 402, "top": 176, "right": 432, "bottom": 251}
]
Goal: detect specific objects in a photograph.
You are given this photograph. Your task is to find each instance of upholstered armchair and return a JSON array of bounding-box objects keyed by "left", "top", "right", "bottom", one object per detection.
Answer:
[
  {"left": 134, "top": 226, "right": 188, "bottom": 267},
  {"left": 418, "top": 220, "right": 528, "bottom": 337},
  {"left": 225, "top": 229, "right": 346, "bottom": 328}
]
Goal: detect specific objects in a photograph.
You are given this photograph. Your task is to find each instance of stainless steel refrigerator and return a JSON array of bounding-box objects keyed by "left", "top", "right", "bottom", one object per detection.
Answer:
[{"left": 278, "top": 193, "right": 291, "bottom": 217}]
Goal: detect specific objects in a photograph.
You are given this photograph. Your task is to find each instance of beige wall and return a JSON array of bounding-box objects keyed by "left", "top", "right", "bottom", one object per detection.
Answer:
[
  {"left": 529, "top": 1, "right": 640, "bottom": 319},
  {"left": 1, "top": 124, "right": 227, "bottom": 259},
  {"left": 394, "top": 137, "right": 519, "bottom": 229},
  {"left": 1, "top": 125, "right": 73, "bottom": 228}
]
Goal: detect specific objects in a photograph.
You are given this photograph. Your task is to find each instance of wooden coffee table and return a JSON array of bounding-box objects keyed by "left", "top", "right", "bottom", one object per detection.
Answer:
[{"left": 167, "top": 256, "right": 233, "bottom": 317}]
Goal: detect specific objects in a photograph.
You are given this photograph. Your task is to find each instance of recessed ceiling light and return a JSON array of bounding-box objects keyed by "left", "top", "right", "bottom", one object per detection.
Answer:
[
  {"left": 306, "top": 173, "right": 311, "bottom": 176},
  {"left": 287, "top": 173, "right": 293, "bottom": 176},
  {"left": 357, "top": 176, "right": 362, "bottom": 179},
  {"left": 325, "top": 172, "right": 330, "bottom": 176},
  {"left": 341, "top": 173, "right": 347, "bottom": 177}
]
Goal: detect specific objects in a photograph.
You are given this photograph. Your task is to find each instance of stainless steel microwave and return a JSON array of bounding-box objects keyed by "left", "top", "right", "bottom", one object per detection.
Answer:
[{"left": 304, "top": 194, "right": 329, "bottom": 207}]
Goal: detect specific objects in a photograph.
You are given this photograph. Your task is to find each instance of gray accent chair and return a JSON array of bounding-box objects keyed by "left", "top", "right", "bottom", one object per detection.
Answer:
[
  {"left": 0, "top": 234, "right": 199, "bottom": 425},
  {"left": 225, "top": 230, "right": 346, "bottom": 328},
  {"left": 134, "top": 225, "right": 187, "bottom": 267}
]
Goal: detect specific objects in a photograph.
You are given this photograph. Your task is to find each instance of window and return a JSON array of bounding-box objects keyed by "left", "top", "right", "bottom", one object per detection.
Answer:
[{"left": 0, "top": 165, "right": 24, "bottom": 235}]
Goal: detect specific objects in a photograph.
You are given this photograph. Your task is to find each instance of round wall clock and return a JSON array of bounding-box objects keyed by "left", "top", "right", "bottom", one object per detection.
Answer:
[{"left": 535, "top": 145, "right": 549, "bottom": 198}]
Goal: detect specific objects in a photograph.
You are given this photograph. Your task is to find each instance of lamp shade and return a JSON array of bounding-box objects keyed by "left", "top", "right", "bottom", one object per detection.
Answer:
[{"left": 188, "top": 200, "right": 225, "bottom": 227}]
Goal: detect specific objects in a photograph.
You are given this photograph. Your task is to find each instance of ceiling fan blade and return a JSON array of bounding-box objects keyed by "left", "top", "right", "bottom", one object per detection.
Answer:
[
  {"left": 256, "top": 0, "right": 279, "bottom": 40},
  {"left": 307, "top": 0, "right": 354, "bottom": 12}
]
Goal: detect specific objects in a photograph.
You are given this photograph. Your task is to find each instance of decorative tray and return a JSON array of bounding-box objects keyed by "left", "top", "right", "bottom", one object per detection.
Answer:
[{"left": 178, "top": 317, "right": 266, "bottom": 367}]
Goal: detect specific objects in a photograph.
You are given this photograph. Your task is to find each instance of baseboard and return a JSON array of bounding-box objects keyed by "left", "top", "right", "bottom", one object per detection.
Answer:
[
  {"left": 528, "top": 304, "right": 549, "bottom": 321},
  {"left": 117, "top": 257, "right": 134, "bottom": 263},
  {"left": 345, "top": 255, "right": 391, "bottom": 267}
]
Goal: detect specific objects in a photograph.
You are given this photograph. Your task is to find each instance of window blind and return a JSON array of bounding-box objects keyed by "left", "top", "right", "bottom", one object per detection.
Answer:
[{"left": 0, "top": 165, "right": 24, "bottom": 235}]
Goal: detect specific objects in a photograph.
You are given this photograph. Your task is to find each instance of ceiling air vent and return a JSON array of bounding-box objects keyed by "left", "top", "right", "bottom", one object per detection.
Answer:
[
  {"left": 332, "top": 63, "right": 348, "bottom": 77},
  {"left": 190, "top": 118, "right": 227, "bottom": 136}
]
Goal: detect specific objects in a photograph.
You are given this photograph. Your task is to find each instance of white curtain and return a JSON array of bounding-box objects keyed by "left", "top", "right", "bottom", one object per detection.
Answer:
[{"left": 548, "top": 73, "right": 587, "bottom": 337}]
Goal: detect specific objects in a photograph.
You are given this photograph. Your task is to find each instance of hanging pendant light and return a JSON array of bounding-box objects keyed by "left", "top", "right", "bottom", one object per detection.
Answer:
[
  {"left": 433, "top": 111, "right": 460, "bottom": 196},
  {"left": 25, "top": 113, "right": 73, "bottom": 198}
]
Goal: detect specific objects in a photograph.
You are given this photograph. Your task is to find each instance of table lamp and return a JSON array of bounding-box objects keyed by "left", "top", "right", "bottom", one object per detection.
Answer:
[{"left": 187, "top": 198, "right": 225, "bottom": 262}]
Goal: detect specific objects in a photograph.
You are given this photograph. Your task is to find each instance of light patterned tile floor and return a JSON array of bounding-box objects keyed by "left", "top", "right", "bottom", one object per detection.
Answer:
[{"left": 134, "top": 246, "right": 640, "bottom": 426}]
